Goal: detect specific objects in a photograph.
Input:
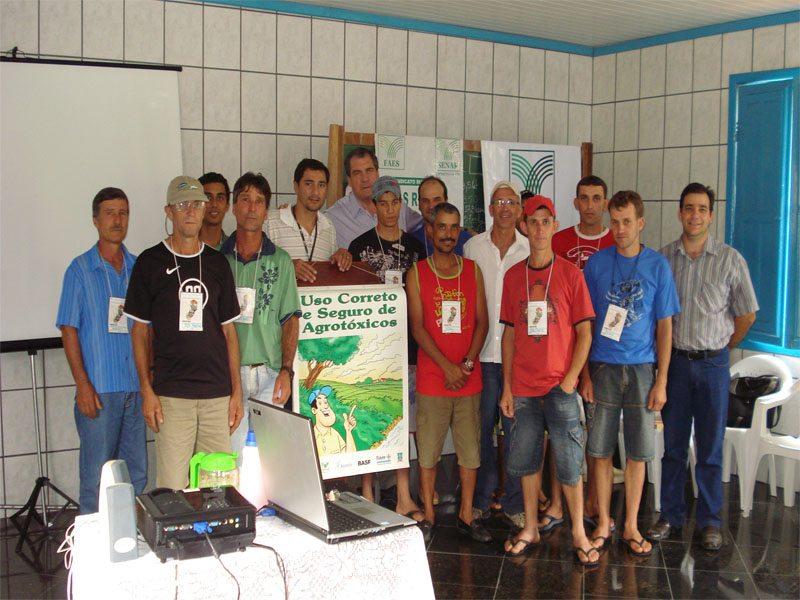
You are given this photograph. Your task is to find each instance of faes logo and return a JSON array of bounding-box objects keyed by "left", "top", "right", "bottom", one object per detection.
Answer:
[{"left": 377, "top": 135, "right": 405, "bottom": 170}]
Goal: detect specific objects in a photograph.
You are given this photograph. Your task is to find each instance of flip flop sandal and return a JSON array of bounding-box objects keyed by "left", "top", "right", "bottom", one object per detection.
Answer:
[
  {"left": 575, "top": 546, "right": 600, "bottom": 566},
  {"left": 584, "top": 515, "right": 615, "bottom": 532},
  {"left": 538, "top": 514, "right": 565, "bottom": 533},
  {"left": 591, "top": 535, "right": 611, "bottom": 549},
  {"left": 505, "top": 534, "right": 537, "bottom": 557},
  {"left": 622, "top": 537, "right": 653, "bottom": 558}
]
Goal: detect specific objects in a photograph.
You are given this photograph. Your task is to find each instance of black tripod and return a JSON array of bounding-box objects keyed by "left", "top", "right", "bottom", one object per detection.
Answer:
[{"left": 10, "top": 350, "right": 78, "bottom": 552}]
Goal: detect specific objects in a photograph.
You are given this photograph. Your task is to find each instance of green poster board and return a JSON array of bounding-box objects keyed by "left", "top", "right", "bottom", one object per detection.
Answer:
[{"left": 341, "top": 144, "right": 486, "bottom": 233}]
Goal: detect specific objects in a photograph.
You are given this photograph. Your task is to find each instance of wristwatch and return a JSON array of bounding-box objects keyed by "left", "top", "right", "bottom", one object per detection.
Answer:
[
  {"left": 462, "top": 357, "right": 475, "bottom": 372},
  {"left": 280, "top": 365, "right": 294, "bottom": 380}
]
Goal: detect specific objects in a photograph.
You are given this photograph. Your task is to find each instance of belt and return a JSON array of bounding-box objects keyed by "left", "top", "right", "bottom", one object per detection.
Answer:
[
  {"left": 248, "top": 363, "right": 265, "bottom": 369},
  {"left": 673, "top": 348, "right": 723, "bottom": 360}
]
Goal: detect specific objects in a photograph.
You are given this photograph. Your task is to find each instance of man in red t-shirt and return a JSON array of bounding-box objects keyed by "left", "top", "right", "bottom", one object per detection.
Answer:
[
  {"left": 552, "top": 175, "right": 614, "bottom": 270},
  {"left": 407, "top": 203, "right": 490, "bottom": 542},
  {"left": 548, "top": 175, "right": 614, "bottom": 530},
  {"left": 498, "top": 196, "right": 599, "bottom": 564}
]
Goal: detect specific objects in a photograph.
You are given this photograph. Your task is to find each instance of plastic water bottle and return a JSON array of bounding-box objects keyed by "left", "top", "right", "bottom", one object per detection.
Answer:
[{"left": 237, "top": 430, "right": 267, "bottom": 510}]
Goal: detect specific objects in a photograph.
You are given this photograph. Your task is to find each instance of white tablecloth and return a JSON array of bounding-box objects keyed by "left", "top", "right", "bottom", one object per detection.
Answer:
[{"left": 69, "top": 513, "right": 434, "bottom": 599}]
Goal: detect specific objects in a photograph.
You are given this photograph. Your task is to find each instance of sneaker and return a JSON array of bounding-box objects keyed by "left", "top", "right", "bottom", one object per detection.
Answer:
[
  {"left": 472, "top": 507, "right": 490, "bottom": 521},
  {"left": 503, "top": 511, "right": 526, "bottom": 529}
]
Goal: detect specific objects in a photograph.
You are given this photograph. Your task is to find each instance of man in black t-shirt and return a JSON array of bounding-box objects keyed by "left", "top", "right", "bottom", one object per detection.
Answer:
[
  {"left": 125, "top": 176, "right": 242, "bottom": 490},
  {"left": 348, "top": 176, "right": 425, "bottom": 283},
  {"left": 347, "top": 176, "right": 430, "bottom": 539}
]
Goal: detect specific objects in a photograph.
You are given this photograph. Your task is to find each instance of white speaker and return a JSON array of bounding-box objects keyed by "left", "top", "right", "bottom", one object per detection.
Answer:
[
  {"left": 98, "top": 459, "right": 138, "bottom": 563},
  {"left": 105, "top": 483, "right": 139, "bottom": 562}
]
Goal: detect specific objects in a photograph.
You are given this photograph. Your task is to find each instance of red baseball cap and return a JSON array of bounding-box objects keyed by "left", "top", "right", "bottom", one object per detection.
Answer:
[{"left": 523, "top": 195, "right": 556, "bottom": 218}]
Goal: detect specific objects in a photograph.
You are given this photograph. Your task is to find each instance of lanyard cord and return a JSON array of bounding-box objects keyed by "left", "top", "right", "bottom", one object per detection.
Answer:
[
  {"left": 429, "top": 254, "right": 462, "bottom": 312},
  {"left": 293, "top": 207, "right": 318, "bottom": 261},
  {"left": 525, "top": 255, "right": 555, "bottom": 303},
  {"left": 169, "top": 238, "right": 202, "bottom": 291},
  {"left": 375, "top": 228, "right": 401, "bottom": 271},
  {"left": 234, "top": 239, "right": 262, "bottom": 290},
  {"left": 611, "top": 246, "right": 642, "bottom": 291},
  {"left": 100, "top": 247, "right": 128, "bottom": 297}
]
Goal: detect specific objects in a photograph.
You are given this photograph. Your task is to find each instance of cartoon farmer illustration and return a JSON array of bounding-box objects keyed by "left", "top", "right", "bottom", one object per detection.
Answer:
[{"left": 309, "top": 386, "right": 357, "bottom": 455}]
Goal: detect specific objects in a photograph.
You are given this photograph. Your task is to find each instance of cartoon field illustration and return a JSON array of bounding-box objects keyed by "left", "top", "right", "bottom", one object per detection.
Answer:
[{"left": 296, "top": 332, "right": 405, "bottom": 454}]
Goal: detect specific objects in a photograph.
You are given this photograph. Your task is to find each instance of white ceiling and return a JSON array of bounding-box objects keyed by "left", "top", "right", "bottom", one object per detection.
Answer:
[{"left": 290, "top": 0, "right": 799, "bottom": 47}]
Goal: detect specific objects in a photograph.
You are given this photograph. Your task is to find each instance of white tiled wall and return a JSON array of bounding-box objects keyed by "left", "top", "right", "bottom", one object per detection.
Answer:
[
  {"left": 0, "top": 1, "right": 796, "bottom": 514},
  {"left": 591, "top": 23, "right": 796, "bottom": 251}
]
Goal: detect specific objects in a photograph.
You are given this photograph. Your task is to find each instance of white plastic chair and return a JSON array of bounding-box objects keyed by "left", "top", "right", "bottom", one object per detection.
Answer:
[
  {"left": 618, "top": 417, "right": 697, "bottom": 512},
  {"left": 724, "top": 355, "right": 799, "bottom": 517}
]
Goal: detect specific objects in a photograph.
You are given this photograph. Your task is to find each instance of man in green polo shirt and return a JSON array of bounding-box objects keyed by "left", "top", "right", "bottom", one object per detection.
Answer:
[{"left": 220, "top": 172, "right": 301, "bottom": 459}]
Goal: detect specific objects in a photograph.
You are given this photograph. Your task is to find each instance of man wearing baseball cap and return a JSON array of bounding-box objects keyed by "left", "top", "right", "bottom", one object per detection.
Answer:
[
  {"left": 499, "top": 195, "right": 599, "bottom": 563},
  {"left": 125, "top": 176, "right": 243, "bottom": 490}
]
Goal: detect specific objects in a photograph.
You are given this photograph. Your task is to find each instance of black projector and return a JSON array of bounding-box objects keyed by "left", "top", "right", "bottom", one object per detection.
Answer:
[{"left": 136, "top": 487, "right": 256, "bottom": 562}]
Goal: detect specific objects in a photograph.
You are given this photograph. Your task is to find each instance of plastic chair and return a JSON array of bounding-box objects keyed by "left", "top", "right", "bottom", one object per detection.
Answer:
[
  {"left": 618, "top": 417, "right": 697, "bottom": 512},
  {"left": 724, "top": 355, "right": 799, "bottom": 517}
]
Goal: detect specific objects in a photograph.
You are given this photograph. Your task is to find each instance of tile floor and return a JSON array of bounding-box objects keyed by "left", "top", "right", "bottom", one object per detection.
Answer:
[{"left": 1, "top": 477, "right": 798, "bottom": 599}]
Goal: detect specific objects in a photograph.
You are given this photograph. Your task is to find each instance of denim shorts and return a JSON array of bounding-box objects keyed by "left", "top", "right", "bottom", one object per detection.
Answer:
[
  {"left": 586, "top": 362, "right": 655, "bottom": 462},
  {"left": 506, "top": 385, "right": 584, "bottom": 485}
]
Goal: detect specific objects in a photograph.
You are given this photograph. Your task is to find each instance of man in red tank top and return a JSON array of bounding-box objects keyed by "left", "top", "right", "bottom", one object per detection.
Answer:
[{"left": 407, "top": 203, "right": 490, "bottom": 542}]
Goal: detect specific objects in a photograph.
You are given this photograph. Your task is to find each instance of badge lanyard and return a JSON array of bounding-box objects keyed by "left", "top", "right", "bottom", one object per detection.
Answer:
[
  {"left": 170, "top": 240, "right": 204, "bottom": 332},
  {"left": 101, "top": 249, "right": 129, "bottom": 334},
  {"left": 293, "top": 207, "right": 318, "bottom": 262},
  {"left": 376, "top": 228, "right": 403, "bottom": 285},
  {"left": 234, "top": 241, "right": 262, "bottom": 324},
  {"left": 601, "top": 248, "right": 642, "bottom": 341},
  {"left": 525, "top": 255, "right": 554, "bottom": 336},
  {"left": 429, "top": 255, "right": 462, "bottom": 334}
]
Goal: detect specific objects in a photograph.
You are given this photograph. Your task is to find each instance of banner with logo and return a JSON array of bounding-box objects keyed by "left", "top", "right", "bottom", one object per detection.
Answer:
[
  {"left": 292, "top": 284, "right": 409, "bottom": 479},
  {"left": 480, "top": 141, "right": 581, "bottom": 231},
  {"left": 375, "top": 134, "right": 465, "bottom": 218}
]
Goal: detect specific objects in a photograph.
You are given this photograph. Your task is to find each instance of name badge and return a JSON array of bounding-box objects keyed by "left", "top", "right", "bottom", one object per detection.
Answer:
[
  {"left": 600, "top": 304, "right": 627, "bottom": 341},
  {"left": 236, "top": 286, "right": 255, "bottom": 324},
  {"left": 179, "top": 292, "right": 203, "bottom": 332},
  {"left": 385, "top": 269, "right": 403, "bottom": 286},
  {"left": 441, "top": 300, "right": 461, "bottom": 334},
  {"left": 107, "top": 297, "right": 128, "bottom": 334},
  {"left": 527, "top": 301, "right": 547, "bottom": 336}
]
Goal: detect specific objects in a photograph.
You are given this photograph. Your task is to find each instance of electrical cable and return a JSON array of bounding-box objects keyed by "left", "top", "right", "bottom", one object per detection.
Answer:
[
  {"left": 203, "top": 532, "right": 241, "bottom": 600},
  {"left": 251, "top": 542, "right": 289, "bottom": 600}
]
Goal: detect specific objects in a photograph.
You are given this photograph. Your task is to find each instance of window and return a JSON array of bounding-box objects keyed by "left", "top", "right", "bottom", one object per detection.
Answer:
[{"left": 727, "top": 68, "right": 799, "bottom": 355}]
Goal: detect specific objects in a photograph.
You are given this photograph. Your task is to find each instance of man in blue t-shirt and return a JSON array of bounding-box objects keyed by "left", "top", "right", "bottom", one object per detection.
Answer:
[
  {"left": 412, "top": 176, "right": 472, "bottom": 256},
  {"left": 580, "top": 190, "right": 680, "bottom": 558}
]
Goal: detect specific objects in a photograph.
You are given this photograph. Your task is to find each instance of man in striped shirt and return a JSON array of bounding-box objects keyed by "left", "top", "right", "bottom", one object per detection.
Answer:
[
  {"left": 56, "top": 187, "right": 146, "bottom": 513},
  {"left": 647, "top": 182, "right": 757, "bottom": 551}
]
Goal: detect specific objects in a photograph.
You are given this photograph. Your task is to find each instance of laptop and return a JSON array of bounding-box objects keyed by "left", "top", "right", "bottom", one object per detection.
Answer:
[{"left": 248, "top": 399, "right": 415, "bottom": 544}]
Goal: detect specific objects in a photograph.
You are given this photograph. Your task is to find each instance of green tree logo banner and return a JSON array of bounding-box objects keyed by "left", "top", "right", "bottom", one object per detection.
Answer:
[
  {"left": 510, "top": 150, "right": 554, "bottom": 195},
  {"left": 377, "top": 134, "right": 405, "bottom": 169}
]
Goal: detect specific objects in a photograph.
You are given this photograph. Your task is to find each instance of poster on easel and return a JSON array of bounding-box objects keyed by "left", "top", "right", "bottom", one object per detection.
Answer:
[
  {"left": 375, "top": 134, "right": 464, "bottom": 217},
  {"left": 293, "top": 284, "right": 409, "bottom": 480},
  {"left": 480, "top": 141, "right": 581, "bottom": 230}
]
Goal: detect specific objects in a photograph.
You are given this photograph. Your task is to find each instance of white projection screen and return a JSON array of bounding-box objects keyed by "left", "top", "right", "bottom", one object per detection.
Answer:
[{"left": 1, "top": 59, "right": 183, "bottom": 349}]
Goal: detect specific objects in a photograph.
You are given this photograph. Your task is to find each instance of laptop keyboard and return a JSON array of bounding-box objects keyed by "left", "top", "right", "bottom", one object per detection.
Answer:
[{"left": 326, "top": 502, "right": 375, "bottom": 534}]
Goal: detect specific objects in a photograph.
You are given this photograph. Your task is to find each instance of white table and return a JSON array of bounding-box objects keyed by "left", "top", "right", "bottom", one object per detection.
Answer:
[{"left": 69, "top": 513, "right": 434, "bottom": 599}]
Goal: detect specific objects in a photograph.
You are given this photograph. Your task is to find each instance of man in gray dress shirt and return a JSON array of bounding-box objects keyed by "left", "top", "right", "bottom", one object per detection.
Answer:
[{"left": 647, "top": 182, "right": 758, "bottom": 551}]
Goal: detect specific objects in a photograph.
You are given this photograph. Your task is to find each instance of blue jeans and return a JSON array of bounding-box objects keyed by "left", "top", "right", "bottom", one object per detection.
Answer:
[
  {"left": 586, "top": 362, "right": 656, "bottom": 461},
  {"left": 661, "top": 348, "right": 729, "bottom": 528},
  {"left": 74, "top": 391, "right": 146, "bottom": 514},
  {"left": 473, "top": 363, "right": 523, "bottom": 514},
  {"left": 507, "top": 385, "right": 585, "bottom": 486}
]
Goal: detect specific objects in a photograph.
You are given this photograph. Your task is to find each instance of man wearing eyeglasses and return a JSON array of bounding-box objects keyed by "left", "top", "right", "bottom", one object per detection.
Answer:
[
  {"left": 125, "top": 176, "right": 243, "bottom": 490},
  {"left": 464, "top": 181, "right": 529, "bottom": 529}
]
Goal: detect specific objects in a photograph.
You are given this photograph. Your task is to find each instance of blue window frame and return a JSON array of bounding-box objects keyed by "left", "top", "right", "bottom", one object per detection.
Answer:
[{"left": 727, "top": 68, "right": 799, "bottom": 356}]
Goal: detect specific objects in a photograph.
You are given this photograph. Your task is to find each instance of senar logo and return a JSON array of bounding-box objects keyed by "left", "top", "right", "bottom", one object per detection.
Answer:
[
  {"left": 436, "top": 138, "right": 462, "bottom": 173},
  {"left": 377, "top": 135, "right": 405, "bottom": 169},
  {"left": 509, "top": 150, "right": 555, "bottom": 197}
]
